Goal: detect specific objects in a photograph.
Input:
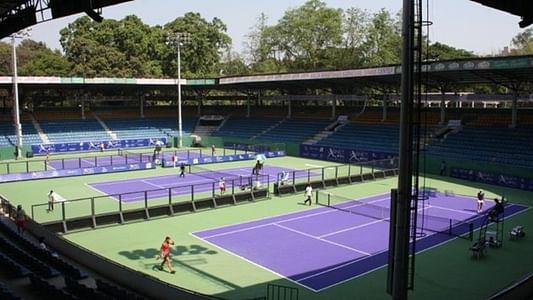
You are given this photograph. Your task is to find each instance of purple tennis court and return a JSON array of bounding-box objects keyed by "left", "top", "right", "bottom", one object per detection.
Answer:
[
  {"left": 192, "top": 193, "right": 529, "bottom": 291},
  {"left": 89, "top": 165, "right": 308, "bottom": 202},
  {"left": 46, "top": 150, "right": 204, "bottom": 170}
]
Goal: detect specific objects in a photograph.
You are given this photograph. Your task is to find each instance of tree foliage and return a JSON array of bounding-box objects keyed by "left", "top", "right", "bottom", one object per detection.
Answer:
[{"left": 510, "top": 28, "right": 533, "bottom": 55}]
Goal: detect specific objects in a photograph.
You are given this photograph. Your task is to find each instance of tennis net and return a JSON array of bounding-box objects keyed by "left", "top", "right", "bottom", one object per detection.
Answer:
[
  {"left": 118, "top": 149, "right": 153, "bottom": 163},
  {"left": 189, "top": 164, "right": 246, "bottom": 181},
  {"left": 316, "top": 191, "right": 473, "bottom": 240}
]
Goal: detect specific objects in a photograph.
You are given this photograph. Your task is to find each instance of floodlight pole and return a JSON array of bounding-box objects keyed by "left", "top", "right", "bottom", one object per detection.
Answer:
[
  {"left": 169, "top": 32, "right": 191, "bottom": 148},
  {"left": 10, "top": 29, "right": 30, "bottom": 159}
]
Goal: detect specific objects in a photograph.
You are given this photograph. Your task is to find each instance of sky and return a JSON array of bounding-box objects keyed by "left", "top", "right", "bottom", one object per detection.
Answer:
[{"left": 13, "top": 0, "right": 527, "bottom": 55}]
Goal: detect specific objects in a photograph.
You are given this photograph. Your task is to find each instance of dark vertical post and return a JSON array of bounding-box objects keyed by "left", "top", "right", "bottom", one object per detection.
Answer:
[{"left": 390, "top": 0, "right": 415, "bottom": 299}]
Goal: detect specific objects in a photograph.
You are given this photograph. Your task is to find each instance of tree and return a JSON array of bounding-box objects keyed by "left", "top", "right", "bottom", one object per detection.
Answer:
[
  {"left": 0, "top": 42, "right": 11, "bottom": 75},
  {"left": 360, "top": 9, "right": 401, "bottom": 66},
  {"left": 510, "top": 28, "right": 533, "bottom": 55},
  {"left": 274, "top": 0, "right": 343, "bottom": 70},
  {"left": 426, "top": 42, "right": 476, "bottom": 61},
  {"left": 164, "top": 12, "right": 232, "bottom": 78},
  {"left": 17, "top": 40, "right": 71, "bottom": 76}
]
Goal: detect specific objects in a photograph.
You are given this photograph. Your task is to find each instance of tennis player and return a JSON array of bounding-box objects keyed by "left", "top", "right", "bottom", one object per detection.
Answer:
[
  {"left": 158, "top": 236, "right": 175, "bottom": 274},
  {"left": 304, "top": 184, "right": 313, "bottom": 206},
  {"left": 219, "top": 177, "right": 226, "bottom": 195},
  {"left": 477, "top": 190, "right": 485, "bottom": 213},
  {"left": 47, "top": 190, "right": 55, "bottom": 212},
  {"left": 179, "top": 163, "right": 186, "bottom": 177}
]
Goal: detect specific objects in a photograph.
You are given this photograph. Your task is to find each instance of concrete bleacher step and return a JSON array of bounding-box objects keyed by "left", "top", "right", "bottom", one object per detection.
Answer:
[
  {"left": 303, "top": 130, "right": 334, "bottom": 145},
  {"left": 253, "top": 119, "right": 285, "bottom": 140},
  {"left": 28, "top": 113, "right": 49, "bottom": 144},
  {"left": 92, "top": 113, "right": 116, "bottom": 140}
]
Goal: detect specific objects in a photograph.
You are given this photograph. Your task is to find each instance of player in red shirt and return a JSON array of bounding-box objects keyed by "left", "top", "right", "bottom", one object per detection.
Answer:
[{"left": 158, "top": 236, "right": 175, "bottom": 274}]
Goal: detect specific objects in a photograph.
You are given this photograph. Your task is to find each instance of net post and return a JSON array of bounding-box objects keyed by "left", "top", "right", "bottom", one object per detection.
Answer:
[
  {"left": 449, "top": 219, "right": 452, "bottom": 236},
  {"left": 111, "top": 155, "right": 113, "bottom": 165},
  {"left": 469, "top": 223, "right": 474, "bottom": 241},
  {"left": 6, "top": 162, "right": 10, "bottom": 174},
  {"left": 94, "top": 156, "right": 97, "bottom": 167},
  {"left": 200, "top": 149, "right": 203, "bottom": 157},
  {"left": 321, "top": 167, "right": 324, "bottom": 183},
  {"left": 118, "top": 194, "right": 124, "bottom": 223},
  {"left": 307, "top": 169, "right": 311, "bottom": 183},
  {"left": 26, "top": 160, "right": 29, "bottom": 173},
  {"left": 91, "top": 197, "right": 96, "bottom": 228},
  {"left": 292, "top": 171, "right": 295, "bottom": 186},
  {"left": 62, "top": 159, "right": 65, "bottom": 170},
  {"left": 187, "top": 150, "right": 190, "bottom": 160},
  {"left": 44, "top": 160, "right": 47, "bottom": 171},
  {"left": 335, "top": 166, "right": 339, "bottom": 183},
  {"left": 327, "top": 192, "right": 331, "bottom": 206},
  {"left": 190, "top": 185, "right": 197, "bottom": 211},
  {"left": 31, "top": 205, "right": 34, "bottom": 220}
]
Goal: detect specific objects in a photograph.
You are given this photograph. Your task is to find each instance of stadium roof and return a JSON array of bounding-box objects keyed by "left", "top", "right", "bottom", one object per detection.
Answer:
[
  {"left": 217, "top": 55, "right": 533, "bottom": 91},
  {"left": 470, "top": 0, "right": 533, "bottom": 28},
  {"left": 1, "top": 55, "right": 532, "bottom": 94},
  {"left": 0, "top": 0, "right": 132, "bottom": 39}
]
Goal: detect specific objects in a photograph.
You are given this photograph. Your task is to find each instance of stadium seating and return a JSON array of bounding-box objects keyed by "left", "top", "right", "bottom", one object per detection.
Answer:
[
  {"left": 0, "top": 220, "right": 87, "bottom": 280},
  {"left": 0, "top": 122, "right": 42, "bottom": 147},
  {"left": 39, "top": 120, "right": 111, "bottom": 143},
  {"left": 0, "top": 281, "right": 22, "bottom": 300},
  {"left": 214, "top": 117, "right": 283, "bottom": 139},
  {"left": 427, "top": 125, "right": 533, "bottom": 169},
  {"left": 104, "top": 117, "right": 195, "bottom": 140},
  {"left": 317, "top": 123, "right": 401, "bottom": 154},
  {"left": 257, "top": 118, "right": 331, "bottom": 143}
]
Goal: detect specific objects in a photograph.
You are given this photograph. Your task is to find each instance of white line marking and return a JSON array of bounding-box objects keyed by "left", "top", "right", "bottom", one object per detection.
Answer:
[
  {"left": 141, "top": 180, "right": 165, "bottom": 189},
  {"left": 189, "top": 232, "right": 321, "bottom": 292},
  {"left": 426, "top": 204, "right": 477, "bottom": 215},
  {"left": 305, "top": 204, "right": 531, "bottom": 292},
  {"left": 273, "top": 223, "right": 371, "bottom": 256},
  {"left": 305, "top": 164, "right": 324, "bottom": 168},
  {"left": 201, "top": 196, "right": 391, "bottom": 239},
  {"left": 318, "top": 219, "right": 386, "bottom": 238}
]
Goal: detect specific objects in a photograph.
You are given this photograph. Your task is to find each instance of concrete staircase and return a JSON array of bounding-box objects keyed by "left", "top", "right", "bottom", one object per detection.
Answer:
[
  {"left": 92, "top": 113, "right": 116, "bottom": 140},
  {"left": 28, "top": 113, "right": 50, "bottom": 144},
  {"left": 193, "top": 125, "right": 219, "bottom": 137},
  {"left": 302, "top": 120, "right": 349, "bottom": 145},
  {"left": 253, "top": 119, "right": 285, "bottom": 140}
]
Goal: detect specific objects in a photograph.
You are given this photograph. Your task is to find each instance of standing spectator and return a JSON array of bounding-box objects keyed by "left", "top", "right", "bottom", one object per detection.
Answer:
[
  {"left": 171, "top": 154, "right": 177, "bottom": 168},
  {"left": 211, "top": 144, "right": 216, "bottom": 156},
  {"left": 99, "top": 143, "right": 105, "bottom": 152},
  {"left": 304, "top": 184, "right": 313, "bottom": 206},
  {"left": 219, "top": 177, "right": 226, "bottom": 195},
  {"left": 440, "top": 160, "right": 447, "bottom": 176},
  {"left": 47, "top": 190, "right": 55, "bottom": 213},
  {"left": 158, "top": 236, "right": 175, "bottom": 274},
  {"left": 39, "top": 237, "right": 58, "bottom": 257},
  {"left": 15, "top": 205, "right": 26, "bottom": 235},
  {"left": 179, "top": 163, "right": 186, "bottom": 178},
  {"left": 477, "top": 190, "right": 485, "bottom": 213}
]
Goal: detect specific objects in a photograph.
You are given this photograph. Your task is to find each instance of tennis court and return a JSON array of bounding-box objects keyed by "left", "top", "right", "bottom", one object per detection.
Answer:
[
  {"left": 89, "top": 165, "right": 306, "bottom": 202},
  {"left": 192, "top": 192, "right": 527, "bottom": 291}
]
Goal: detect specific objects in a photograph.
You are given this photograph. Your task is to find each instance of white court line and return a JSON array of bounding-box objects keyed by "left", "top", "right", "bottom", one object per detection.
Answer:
[
  {"left": 189, "top": 232, "right": 321, "bottom": 293},
  {"left": 200, "top": 195, "right": 391, "bottom": 239},
  {"left": 273, "top": 223, "right": 371, "bottom": 256},
  {"left": 426, "top": 204, "right": 476, "bottom": 215},
  {"left": 80, "top": 158, "right": 96, "bottom": 166},
  {"left": 305, "top": 163, "right": 324, "bottom": 168},
  {"left": 318, "top": 219, "right": 386, "bottom": 238},
  {"left": 140, "top": 180, "right": 165, "bottom": 189},
  {"left": 298, "top": 204, "right": 531, "bottom": 290}
]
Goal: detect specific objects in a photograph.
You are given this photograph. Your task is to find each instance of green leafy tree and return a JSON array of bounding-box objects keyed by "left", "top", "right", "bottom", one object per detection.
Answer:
[
  {"left": 274, "top": 0, "right": 343, "bottom": 70},
  {"left": 0, "top": 42, "right": 11, "bottom": 75},
  {"left": 426, "top": 42, "right": 476, "bottom": 60},
  {"left": 510, "top": 28, "right": 533, "bottom": 55},
  {"left": 361, "top": 9, "right": 401, "bottom": 66},
  {"left": 164, "top": 12, "right": 232, "bottom": 78},
  {"left": 16, "top": 40, "right": 71, "bottom": 76}
]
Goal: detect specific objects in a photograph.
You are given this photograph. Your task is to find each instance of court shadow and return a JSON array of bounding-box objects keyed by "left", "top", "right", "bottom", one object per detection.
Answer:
[{"left": 118, "top": 244, "right": 217, "bottom": 260}]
